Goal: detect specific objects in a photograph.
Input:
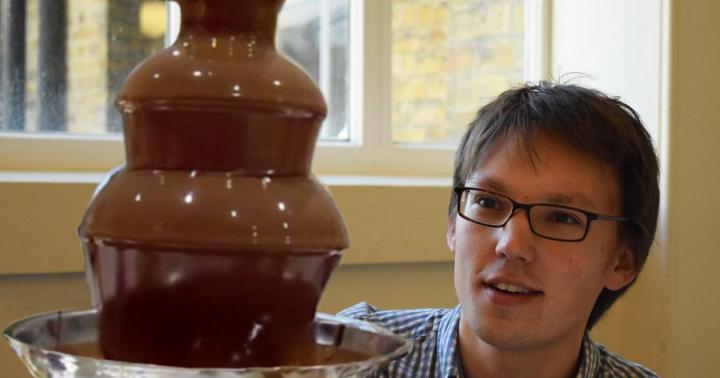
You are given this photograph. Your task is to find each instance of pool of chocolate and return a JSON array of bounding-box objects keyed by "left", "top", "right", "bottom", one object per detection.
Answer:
[{"left": 85, "top": 241, "right": 341, "bottom": 368}]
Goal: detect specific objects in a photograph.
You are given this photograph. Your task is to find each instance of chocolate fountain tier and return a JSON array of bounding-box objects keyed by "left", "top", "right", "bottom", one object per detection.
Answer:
[
  {"left": 4, "top": 309, "right": 412, "bottom": 377},
  {"left": 80, "top": 170, "right": 348, "bottom": 250},
  {"left": 117, "top": 0, "right": 326, "bottom": 175}
]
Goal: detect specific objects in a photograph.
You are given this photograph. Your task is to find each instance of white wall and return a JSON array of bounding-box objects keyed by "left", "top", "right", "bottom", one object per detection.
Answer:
[{"left": 552, "top": 0, "right": 662, "bottom": 138}]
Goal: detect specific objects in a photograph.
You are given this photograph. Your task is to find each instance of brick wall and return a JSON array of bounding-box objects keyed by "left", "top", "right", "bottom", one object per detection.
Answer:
[
  {"left": 24, "top": 0, "right": 38, "bottom": 131},
  {"left": 67, "top": 0, "right": 109, "bottom": 133},
  {"left": 392, "top": 0, "right": 525, "bottom": 144}
]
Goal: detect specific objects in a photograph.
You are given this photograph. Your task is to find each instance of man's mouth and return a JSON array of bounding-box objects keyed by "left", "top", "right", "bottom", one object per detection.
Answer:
[
  {"left": 484, "top": 280, "right": 542, "bottom": 295},
  {"left": 490, "top": 282, "right": 533, "bottom": 294}
]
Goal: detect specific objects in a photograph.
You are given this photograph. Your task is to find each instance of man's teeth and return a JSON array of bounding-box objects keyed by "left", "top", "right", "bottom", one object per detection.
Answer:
[{"left": 493, "top": 283, "right": 531, "bottom": 294}]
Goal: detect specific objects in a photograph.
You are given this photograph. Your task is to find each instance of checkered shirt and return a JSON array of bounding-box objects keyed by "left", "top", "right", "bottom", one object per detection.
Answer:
[{"left": 338, "top": 303, "right": 657, "bottom": 378}]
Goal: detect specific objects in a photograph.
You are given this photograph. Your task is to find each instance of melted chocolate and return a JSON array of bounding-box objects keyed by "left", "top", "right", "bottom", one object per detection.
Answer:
[
  {"left": 78, "top": 0, "right": 349, "bottom": 368},
  {"left": 86, "top": 242, "right": 340, "bottom": 367}
]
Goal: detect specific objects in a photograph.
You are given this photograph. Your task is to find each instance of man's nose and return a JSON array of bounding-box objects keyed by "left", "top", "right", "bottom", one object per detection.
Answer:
[{"left": 494, "top": 209, "right": 537, "bottom": 262}]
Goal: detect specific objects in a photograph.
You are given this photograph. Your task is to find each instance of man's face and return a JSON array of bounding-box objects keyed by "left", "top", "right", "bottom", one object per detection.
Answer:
[{"left": 447, "top": 131, "right": 637, "bottom": 352}]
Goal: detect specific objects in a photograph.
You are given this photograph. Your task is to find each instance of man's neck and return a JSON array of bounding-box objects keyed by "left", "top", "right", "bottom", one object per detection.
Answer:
[{"left": 457, "top": 316, "right": 583, "bottom": 378}]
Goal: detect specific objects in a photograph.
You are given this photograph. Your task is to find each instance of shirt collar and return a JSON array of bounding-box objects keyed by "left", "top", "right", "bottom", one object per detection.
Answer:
[
  {"left": 576, "top": 333, "right": 601, "bottom": 377},
  {"left": 438, "top": 306, "right": 599, "bottom": 378},
  {"left": 437, "top": 305, "right": 463, "bottom": 378}
]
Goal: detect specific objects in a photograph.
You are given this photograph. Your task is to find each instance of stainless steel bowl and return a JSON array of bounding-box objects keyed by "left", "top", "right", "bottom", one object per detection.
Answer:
[{"left": 4, "top": 309, "right": 411, "bottom": 377}]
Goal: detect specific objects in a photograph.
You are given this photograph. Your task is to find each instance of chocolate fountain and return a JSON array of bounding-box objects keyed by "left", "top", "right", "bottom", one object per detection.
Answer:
[
  {"left": 3, "top": 0, "right": 411, "bottom": 376},
  {"left": 80, "top": 0, "right": 347, "bottom": 367}
]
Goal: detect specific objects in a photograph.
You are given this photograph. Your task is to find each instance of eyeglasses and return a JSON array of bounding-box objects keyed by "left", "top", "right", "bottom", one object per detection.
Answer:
[{"left": 454, "top": 186, "right": 631, "bottom": 242}]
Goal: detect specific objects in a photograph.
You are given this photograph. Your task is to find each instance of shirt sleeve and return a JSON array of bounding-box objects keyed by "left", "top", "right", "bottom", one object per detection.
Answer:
[{"left": 336, "top": 301, "right": 379, "bottom": 320}]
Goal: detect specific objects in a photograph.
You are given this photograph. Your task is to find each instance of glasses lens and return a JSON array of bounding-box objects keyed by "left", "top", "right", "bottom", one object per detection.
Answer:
[
  {"left": 529, "top": 205, "right": 589, "bottom": 241},
  {"left": 460, "top": 189, "right": 511, "bottom": 226}
]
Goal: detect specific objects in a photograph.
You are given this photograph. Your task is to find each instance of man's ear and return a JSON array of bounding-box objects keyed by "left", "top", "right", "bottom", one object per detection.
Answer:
[
  {"left": 447, "top": 217, "right": 456, "bottom": 257},
  {"left": 604, "top": 246, "right": 638, "bottom": 291}
]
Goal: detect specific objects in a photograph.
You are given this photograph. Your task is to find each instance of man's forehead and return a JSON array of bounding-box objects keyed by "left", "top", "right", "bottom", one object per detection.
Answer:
[{"left": 464, "top": 133, "right": 622, "bottom": 213}]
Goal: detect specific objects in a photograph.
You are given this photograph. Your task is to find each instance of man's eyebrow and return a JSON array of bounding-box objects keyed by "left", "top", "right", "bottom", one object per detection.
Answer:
[
  {"left": 464, "top": 176, "right": 507, "bottom": 193},
  {"left": 466, "top": 176, "right": 598, "bottom": 209}
]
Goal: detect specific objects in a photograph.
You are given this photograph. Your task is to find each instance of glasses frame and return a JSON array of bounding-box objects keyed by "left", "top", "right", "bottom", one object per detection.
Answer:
[{"left": 453, "top": 186, "right": 631, "bottom": 242}]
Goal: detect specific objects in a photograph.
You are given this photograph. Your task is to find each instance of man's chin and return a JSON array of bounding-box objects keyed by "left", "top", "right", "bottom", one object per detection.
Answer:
[{"left": 460, "top": 308, "right": 539, "bottom": 351}]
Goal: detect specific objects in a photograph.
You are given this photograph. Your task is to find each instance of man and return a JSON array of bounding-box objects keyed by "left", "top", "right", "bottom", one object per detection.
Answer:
[{"left": 339, "top": 82, "right": 659, "bottom": 377}]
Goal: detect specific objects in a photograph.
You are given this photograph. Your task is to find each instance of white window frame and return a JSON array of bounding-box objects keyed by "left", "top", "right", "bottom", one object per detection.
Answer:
[{"left": 0, "top": 0, "right": 549, "bottom": 177}]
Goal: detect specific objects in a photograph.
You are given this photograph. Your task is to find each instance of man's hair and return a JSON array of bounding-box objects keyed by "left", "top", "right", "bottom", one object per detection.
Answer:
[{"left": 448, "top": 82, "right": 659, "bottom": 329}]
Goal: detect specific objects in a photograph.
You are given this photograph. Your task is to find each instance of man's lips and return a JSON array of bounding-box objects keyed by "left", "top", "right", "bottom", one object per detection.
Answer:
[{"left": 483, "top": 277, "right": 543, "bottom": 295}]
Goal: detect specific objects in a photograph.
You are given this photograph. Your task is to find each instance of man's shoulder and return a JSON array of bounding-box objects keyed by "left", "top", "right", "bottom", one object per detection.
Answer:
[
  {"left": 337, "top": 303, "right": 462, "bottom": 378},
  {"left": 586, "top": 336, "right": 658, "bottom": 378},
  {"left": 337, "top": 302, "right": 455, "bottom": 339}
]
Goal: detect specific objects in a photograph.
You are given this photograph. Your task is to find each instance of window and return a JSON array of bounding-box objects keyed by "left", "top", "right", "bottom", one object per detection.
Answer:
[
  {"left": 0, "top": 0, "right": 547, "bottom": 176},
  {"left": 277, "top": 0, "right": 350, "bottom": 141},
  {"left": 0, "top": 0, "right": 349, "bottom": 139}
]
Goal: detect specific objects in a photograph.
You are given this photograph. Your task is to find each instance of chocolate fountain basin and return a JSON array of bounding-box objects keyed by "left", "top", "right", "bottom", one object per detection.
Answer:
[{"left": 4, "top": 309, "right": 411, "bottom": 377}]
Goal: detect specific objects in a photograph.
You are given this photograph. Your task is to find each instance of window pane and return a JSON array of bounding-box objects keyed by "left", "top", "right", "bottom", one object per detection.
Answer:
[
  {"left": 391, "top": 0, "right": 525, "bottom": 145},
  {"left": 278, "top": 0, "right": 349, "bottom": 141},
  {"left": 0, "top": 0, "right": 349, "bottom": 141},
  {"left": 0, "top": 0, "right": 166, "bottom": 134}
]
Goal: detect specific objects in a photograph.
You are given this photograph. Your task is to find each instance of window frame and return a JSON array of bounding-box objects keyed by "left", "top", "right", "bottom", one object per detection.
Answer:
[{"left": 0, "top": 0, "right": 549, "bottom": 177}]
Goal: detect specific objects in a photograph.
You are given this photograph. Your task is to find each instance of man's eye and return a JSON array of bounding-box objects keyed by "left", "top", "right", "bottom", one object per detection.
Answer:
[
  {"left": 475, "top": 196, "right": 500, "bottom": 209},
  {"left": 548, "top": 211, "right": 581, "bottom": 225}
]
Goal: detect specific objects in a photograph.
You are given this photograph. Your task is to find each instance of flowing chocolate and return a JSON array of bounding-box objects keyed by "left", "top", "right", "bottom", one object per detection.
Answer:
[{"left": 79, "top": 0, "right": 349, "bottom": 367}]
